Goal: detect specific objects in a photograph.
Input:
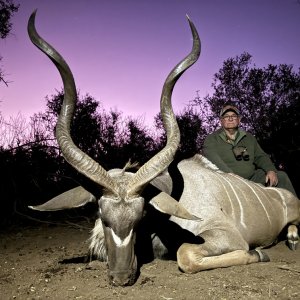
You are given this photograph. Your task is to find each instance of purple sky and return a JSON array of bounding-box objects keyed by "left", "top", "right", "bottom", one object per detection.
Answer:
[{"left": 1, "top": 0, "right": 299, "bottom": 125}]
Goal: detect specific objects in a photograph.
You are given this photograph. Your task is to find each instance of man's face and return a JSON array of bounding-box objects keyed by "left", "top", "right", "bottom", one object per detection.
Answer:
[{"left": 220, "top": 112, "right": 241, "bottom": 130}]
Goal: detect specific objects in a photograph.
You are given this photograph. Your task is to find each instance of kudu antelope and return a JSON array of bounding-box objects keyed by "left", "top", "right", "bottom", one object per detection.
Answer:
[{"left": 28, "top": 11, "right": 300, "bottom": 287}]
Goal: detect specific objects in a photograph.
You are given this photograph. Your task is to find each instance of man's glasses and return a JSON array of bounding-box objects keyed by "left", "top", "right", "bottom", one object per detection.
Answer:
[{"left": 222, "top": 115, "right": 238, "bottom": 120}]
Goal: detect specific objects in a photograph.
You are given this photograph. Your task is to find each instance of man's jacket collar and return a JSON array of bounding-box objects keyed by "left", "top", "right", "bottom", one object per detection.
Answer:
[{"left": 217, "top": 128, "right": 247, "bottom": 145}]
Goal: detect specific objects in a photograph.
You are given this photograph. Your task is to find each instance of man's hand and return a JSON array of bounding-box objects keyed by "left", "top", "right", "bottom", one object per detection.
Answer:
[{"left": 266, "top": 171, "right": 278, "bottom": 187}]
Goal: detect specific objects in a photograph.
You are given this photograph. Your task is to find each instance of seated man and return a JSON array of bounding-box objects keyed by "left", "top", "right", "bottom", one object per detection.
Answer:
[{"left": 202, "top": 104, "right": 297, "bottom": 196}]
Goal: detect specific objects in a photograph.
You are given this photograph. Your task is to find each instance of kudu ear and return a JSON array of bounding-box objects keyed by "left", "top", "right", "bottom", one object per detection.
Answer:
[
  {"left": 149, "top": 192, "right": 202, "bottom": 221},
  {"left": 29, "top": 186, "right": 96, "bottom": 211}
]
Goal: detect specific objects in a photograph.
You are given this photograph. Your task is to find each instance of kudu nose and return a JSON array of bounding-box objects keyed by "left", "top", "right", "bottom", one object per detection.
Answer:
[{"left": 109, "top": 270, "right": 134, "bottom": 286}]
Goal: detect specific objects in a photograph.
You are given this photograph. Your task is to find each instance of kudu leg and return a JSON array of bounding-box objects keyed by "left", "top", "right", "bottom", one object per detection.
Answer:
[{"left": 177, "top": 243, "right": 270, "bottom": 273}]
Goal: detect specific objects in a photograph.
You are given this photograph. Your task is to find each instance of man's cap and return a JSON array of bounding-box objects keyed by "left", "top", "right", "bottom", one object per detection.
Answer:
[{"left": 219, "top": 105, "right": 240, "bottom": 117}]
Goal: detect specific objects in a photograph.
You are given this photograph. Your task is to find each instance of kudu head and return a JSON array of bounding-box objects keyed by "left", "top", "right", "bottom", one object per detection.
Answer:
[{"left": 27, "top": 10, "right": 200, "bottom": 286}]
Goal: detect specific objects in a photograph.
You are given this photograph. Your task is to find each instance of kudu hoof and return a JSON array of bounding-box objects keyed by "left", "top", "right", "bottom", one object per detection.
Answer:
[
  {"left": 287, "top": 224, "right": 299, "bottom": 251},
  {"left": 287, "top": 239, "right": 299, "bottom": 251},
  {"left": 250, "top": 249, "right": 270, "bottom": 262}
]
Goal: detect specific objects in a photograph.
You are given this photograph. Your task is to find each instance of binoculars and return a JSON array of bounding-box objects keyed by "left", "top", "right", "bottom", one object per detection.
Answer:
[{"left": 232, "top": 146, "right": 249, "bottom": 161}]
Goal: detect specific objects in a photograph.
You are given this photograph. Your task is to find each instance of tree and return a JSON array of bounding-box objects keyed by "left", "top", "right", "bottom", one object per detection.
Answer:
[
  {"left": 195, "top": 53, "right": 300, "bottom": 139},
  {"left": 154, "top": 106, "right": 205, "bottom": 158},
  {"left": 0, "top": 113, "right": 61, "bottom": 227},
  {"left": 122, "top": 118, "right": 156, "bottom": 164},
  {"left": 35, "top": 90, "right": 158, "bottom": 171},
  {"left": 0, "top": 0, "right": 19, "bottom": 85},
  {"left": 0, "top": 0, "right": 19, "bottom": 39}
]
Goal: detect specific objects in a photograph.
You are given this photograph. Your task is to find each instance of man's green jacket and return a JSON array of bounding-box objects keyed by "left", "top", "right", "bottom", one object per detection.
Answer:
[{"left": 202, "top": 128, "right": 276, "bottom": 179}]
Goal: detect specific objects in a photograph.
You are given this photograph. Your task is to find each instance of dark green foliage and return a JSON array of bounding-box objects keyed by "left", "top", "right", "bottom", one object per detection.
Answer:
[
  {"left": 0, "top": 0, "right": 19, "bottom": 85},
  {"left": 122, "top": 119, "right": 156, "bottom": 164},
  {"left": 154, "top": 106, "right": 205, "bottom": 160},
  {"left": 0, "top": 142, "right": 63, "bottom": 227},
  {"left": 0, "top": 0, "right": 19, "bottom": 39},
  {"left": 197, "top": 53, "right": 300, "bottom": 140},
  {"left": 41, "top": 91, "right": 156, "bottom": 169}
]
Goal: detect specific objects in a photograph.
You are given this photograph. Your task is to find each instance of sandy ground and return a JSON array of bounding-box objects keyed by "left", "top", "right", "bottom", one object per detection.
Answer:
[{"left": 1, "top": 222, "right": 299, "bottom": 300}]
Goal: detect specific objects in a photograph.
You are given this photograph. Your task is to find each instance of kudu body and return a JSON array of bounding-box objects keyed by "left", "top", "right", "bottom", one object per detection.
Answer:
[{"left": 28, "top": 11, "right": 300, "bottom": 287}]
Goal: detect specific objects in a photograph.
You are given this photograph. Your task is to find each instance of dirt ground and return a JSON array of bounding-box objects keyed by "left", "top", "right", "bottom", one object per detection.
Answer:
[{"left": 1, "top": 222, "right": 299, "bottom": 300}]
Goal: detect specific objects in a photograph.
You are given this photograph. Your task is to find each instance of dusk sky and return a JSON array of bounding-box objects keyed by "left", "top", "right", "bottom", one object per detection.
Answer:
[{"left": 1, "top": 0, "right": 299, "bottom": 125}]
